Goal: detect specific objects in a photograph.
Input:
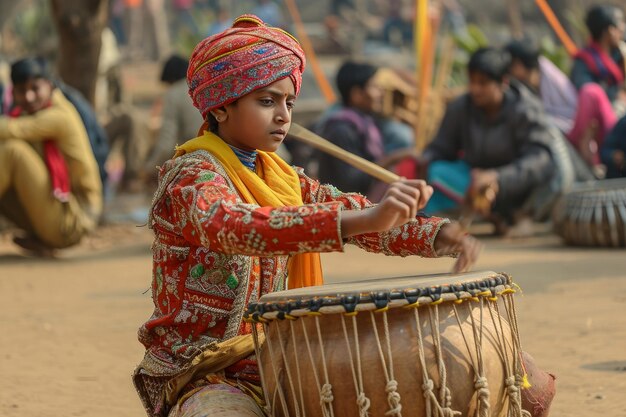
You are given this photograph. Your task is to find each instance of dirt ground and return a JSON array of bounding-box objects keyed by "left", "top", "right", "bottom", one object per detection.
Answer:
[{"left": 1, "top": 222, "right": 625, "bottom": 417}]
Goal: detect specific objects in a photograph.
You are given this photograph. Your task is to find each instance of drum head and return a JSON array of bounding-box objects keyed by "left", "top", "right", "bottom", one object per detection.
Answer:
[{"left": 246, "top": 271, "right": 511, "bottom": 320}]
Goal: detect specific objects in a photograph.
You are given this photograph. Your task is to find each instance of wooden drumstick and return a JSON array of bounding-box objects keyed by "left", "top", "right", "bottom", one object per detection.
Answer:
[
  {"left": 289, "top": 123, "right": 476, "bottom": 230},
  {"left": 288, "top": 123, "right": 401, "bottom": 184}
]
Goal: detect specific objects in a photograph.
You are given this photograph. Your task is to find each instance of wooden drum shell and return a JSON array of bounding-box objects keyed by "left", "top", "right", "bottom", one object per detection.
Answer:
[{"left": 248, "top": 272, "right": 524, "bottom": 417}]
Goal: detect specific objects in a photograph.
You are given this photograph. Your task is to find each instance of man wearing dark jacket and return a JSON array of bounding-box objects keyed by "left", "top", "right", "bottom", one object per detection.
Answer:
[{"left": 422, "top": 47, "right": 555, "bottom": 230}]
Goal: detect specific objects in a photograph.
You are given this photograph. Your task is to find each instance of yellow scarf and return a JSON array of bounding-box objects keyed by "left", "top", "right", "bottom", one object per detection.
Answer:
[{"left": 174, "top": 130, "right": 323, "bottom": 289}]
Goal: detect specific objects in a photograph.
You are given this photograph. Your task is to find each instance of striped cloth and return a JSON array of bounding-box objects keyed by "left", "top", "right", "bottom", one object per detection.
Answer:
[{"left": 187, "top": 14, "right": 306, "bottom": 118}]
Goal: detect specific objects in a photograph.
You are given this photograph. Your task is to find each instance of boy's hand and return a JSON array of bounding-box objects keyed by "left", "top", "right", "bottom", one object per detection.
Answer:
[
  {"left": 367, "top": 179, "right": 433, "bottom": 231},
  {"left": 340, "top": 179, "right": 434, "bottom": 238},
  {"left": 433, "top": 222, "right": 482, "bottom": 273}
]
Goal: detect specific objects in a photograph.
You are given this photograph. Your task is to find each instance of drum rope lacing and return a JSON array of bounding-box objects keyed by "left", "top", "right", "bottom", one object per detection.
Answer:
[
  {"left": 275, "top": 322, "right": 302, "bottom": 417},
  {"left": 369, "top": 310, "right": 403, "bottom": 416},
  {"left": 452, "top": 302, "right": 490, "bottom": 417},
  {"left": 262, "top": 321, "right": 291, "bottom": 415},
  {"left": 488, "top": 294, "right": 531, "bottom": 417},
  {"left": 501, "top": 293, "right": 532, "bottom": 417},
  {"left": 428, "top": 305, "right": 460, "bottom": 417},
  {"left": 253, "top": 274, "right": 532, "bottom": 417},
  {"left": 288, "top": 320, "right": 307, "bottom": 417},
  {"left": 314, "top": 316, "right": 336, "bottom": 417},
  {"left": 412, "top": 306, "right": 461, "bottom": 417},
  {"left": 299, "top": 318, "right": 327, "bottom": 415},
  {"left": 251, "top": 323, "right": 272, "bottom": 416},
  {"left": 340, "top": 314, "right": 371, "bottom": 417}
]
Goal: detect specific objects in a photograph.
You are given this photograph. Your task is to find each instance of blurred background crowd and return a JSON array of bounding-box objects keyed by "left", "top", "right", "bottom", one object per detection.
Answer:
[{"left": 0, "top": 0, "right": 625, "bottom": 254}]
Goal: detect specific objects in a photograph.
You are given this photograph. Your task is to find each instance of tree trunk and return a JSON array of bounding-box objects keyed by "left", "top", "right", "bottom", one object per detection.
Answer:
[
  {"left": 50, "top": 0, "right": 109, "bottom": 106},
  {"left": 507, "top": 0, "right": 524, "bottom": 40}
]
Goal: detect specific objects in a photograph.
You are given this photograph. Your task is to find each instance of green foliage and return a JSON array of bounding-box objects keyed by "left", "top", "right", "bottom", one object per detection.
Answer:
[
  {"left": 172, "top": 8, "right": 213, "bottom": 57},
  {"left": 447, "top": 24, "right": 491, "bottom": 87},
  {"left": 453, "top": 24, "right": 489, "bottom": 54},
  {"left": 174, "top": 31, "right": 205, "bottom": 58},
  {"left": 9, "top": 0, "right": 56, "bottom": 54}
]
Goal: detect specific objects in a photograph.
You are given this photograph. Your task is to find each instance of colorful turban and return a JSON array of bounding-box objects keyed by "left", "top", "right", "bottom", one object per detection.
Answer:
[{"left": 187, "top": 14, "right": 306, "bottom": 118}]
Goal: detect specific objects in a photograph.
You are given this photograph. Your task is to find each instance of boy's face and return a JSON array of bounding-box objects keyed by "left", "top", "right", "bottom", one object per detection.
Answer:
[
  {"left": 12, "top": 77, "right": 54, "bottom": 115},
  {"left": 468, "top": 71, "right": 505, "bottom": 109},
  {"left": 216, "top": 77, "right": 296, "bottom": 152},
  {"left": 350, "top": 78, "right": 383, "bottom": 114}
]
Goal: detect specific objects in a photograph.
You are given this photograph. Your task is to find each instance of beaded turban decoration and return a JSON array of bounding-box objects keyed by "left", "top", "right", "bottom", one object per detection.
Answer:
[{"left": 187, "top": 14, "right": 306, "bottom": 118}]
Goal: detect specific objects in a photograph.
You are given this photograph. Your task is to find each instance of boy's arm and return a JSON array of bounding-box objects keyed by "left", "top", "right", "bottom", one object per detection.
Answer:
[
  {"left": 299, "top": 169, "right": 450, "bottom": 258},
  {"left": 160, "top": 158, "right": 345, "bottom": 256},
  {"left": 348, "top": 215, "right": 450, "bottom": 258}
]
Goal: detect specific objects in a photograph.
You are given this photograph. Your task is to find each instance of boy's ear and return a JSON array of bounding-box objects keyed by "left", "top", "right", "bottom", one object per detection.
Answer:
[{"left": 211, "top": 107, "right": 228, "bottom": 123}]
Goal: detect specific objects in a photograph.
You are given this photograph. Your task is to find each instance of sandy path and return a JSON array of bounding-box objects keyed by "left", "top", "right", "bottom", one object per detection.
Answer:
[{"left": 1, "top": 227, "right": 625, "bottom": 417}]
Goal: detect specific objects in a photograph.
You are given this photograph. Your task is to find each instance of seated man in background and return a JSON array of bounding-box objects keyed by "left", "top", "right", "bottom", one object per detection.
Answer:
[
  {"left": 0, "top": 57, "right": 103, "bottom": 255},
  {"left": 142, "top": 54, "right": 203, "bottom": 186},
  {"left": 422, "top": 47, "right": 555, "bottom": 234},
  {"left": 314, "top": 61, "right": 414, "bottom": 199}
]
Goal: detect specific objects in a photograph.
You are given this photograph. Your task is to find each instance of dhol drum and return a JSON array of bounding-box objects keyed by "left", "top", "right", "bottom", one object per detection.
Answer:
[
  {"left": 553, "top": 178, "right": 626, "bottom": 247},
  {"left": 245, "top": 271, "right": 530, "bottom": 417}
]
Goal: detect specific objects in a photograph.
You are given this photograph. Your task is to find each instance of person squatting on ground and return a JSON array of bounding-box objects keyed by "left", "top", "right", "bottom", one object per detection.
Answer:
[
  {"left": 420, "top": 47, "right": 555, "bottom": 234},
  {"left": 0, "top": 57, "right": 103, "bottom": 255},
  {"left": 132, "top": 14, "right": 485, "bottom": 417},
  {"left": 568, "top": 4, "right": 626, "bottom": 168}
]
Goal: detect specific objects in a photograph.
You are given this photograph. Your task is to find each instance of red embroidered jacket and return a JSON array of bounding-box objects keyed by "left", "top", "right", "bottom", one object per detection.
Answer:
[{"left": 134, "top": 150, "right": 449, "bottom": 414}]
